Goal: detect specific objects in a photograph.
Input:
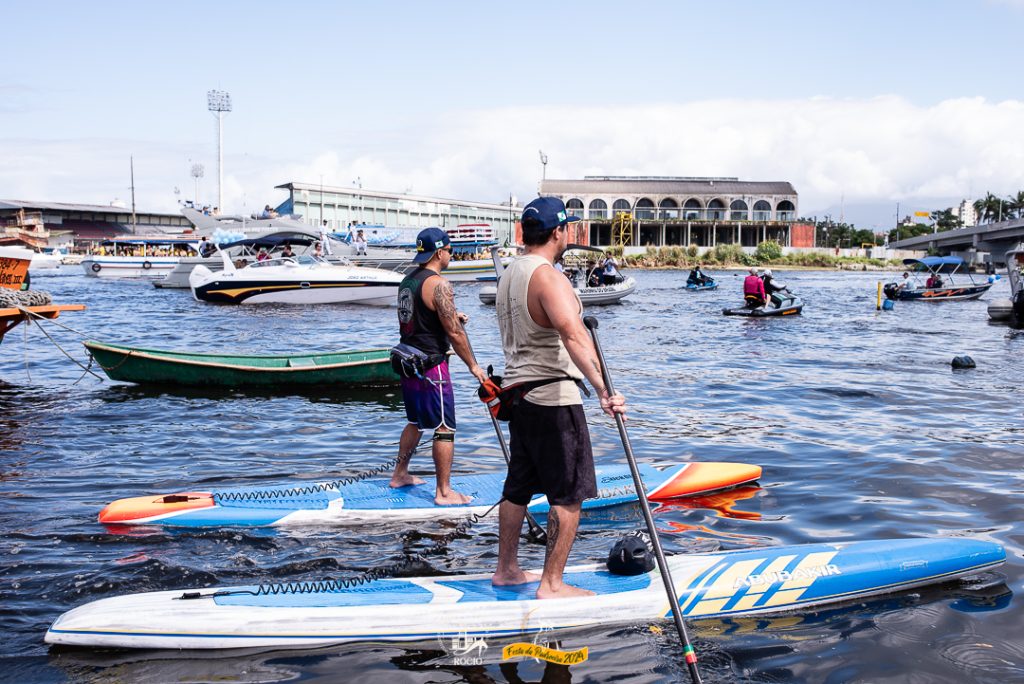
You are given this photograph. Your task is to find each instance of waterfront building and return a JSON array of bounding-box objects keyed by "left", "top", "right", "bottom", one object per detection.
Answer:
[
  {"left": 539, "top": 176, "right": 814, "bottom": 249},
  {"left": 275, "top": 182, "right": 520, "bottom": 242},
  {"left": 0, "top": 199, "right": 191, "bottom": 249}
]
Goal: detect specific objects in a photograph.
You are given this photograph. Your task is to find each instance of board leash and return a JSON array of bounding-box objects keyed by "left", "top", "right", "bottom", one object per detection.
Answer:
[
  {"left": 209, "top": 446, "right": 418, "bottom": 503},
  {"left": 178, "top": 497, "right": 504, "bottom": 600}
]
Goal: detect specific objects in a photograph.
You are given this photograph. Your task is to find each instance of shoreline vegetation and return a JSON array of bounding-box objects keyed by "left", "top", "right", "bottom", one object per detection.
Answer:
[{"left": 609, "top": 241, "right": 899, "bottom": 271}]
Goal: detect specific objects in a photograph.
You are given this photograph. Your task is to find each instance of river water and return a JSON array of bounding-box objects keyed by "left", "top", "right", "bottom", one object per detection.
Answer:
[{"left": 1, "top": 267, "right": 1021, "bottom": 683}]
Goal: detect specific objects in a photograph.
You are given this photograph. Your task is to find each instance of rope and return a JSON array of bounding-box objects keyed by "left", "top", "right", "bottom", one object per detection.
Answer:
[
  {"left": 87, "top": 347, "right": 136, "bottom": 373},
  {"left": 212, "top": 452, "right": 410, "bottom": 503},
  {"left": 18, "top": 308, "right": 104, "bottom": 381},
  {"left": 180, "top": 498, "right": 503, "bottom": 600}
]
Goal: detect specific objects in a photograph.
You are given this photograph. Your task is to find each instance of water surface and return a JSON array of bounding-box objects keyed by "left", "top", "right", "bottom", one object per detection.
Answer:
[{"left": 1, "top": 268, "right": 1021, "bottom": 683}]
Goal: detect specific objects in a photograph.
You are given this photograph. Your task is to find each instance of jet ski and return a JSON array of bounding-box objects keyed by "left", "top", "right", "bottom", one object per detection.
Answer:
[
  {"left": 723, "top": 284, "right": 803, "bottom": 317},
  {"left": 684, "top": 277, "right": 717, "bottom": 291}
]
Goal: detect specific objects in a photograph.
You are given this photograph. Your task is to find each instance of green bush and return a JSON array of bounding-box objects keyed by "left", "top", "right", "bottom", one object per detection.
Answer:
[{"left": 755, "top": 240, "right": 783, "bottom": 262}]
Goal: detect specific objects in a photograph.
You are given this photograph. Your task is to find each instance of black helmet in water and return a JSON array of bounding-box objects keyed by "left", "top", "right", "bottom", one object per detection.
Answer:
[{"left": 607, "top": 530, "right": 656, "bottom": 576}]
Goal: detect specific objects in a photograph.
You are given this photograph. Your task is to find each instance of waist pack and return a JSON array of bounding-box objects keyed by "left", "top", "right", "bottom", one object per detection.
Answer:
[
  {"left": 389, "top": 343, "right": 446, "bottom": 379},
  {"left": 477, "top": 367, "right": 588, "bottom": 421}
]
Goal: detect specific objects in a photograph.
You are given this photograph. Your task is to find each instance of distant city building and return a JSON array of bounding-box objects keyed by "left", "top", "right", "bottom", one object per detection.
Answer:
[
  {"left": 0, "top": 199, "right": 191, "bottom": 249},
  {"left": 951, "top": 199, "right": 977, "bottom": 228},
  {"left": 538, "top": 176, "right": 813, "bottom": 248},
  {"left": 275, "top": 182, "right": 519, "bottom": 242}
]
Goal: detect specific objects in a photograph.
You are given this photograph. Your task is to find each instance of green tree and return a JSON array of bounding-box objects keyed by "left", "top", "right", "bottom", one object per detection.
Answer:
[{"left": 930, "top": 209, "right": 962, "bottom": 232}]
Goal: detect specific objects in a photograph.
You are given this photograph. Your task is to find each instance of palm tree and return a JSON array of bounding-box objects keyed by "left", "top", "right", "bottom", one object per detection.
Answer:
[{"left": 1008, "top": 191, "right": 1024, "bottom": 221}]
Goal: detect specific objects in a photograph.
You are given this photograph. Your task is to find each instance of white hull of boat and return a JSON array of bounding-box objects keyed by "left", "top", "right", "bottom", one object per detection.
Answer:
[
  {"left": 82, "top": 257, "right": 181, "bottom": 278},
  {"left": 189, "top": 261, "right": 403, "bottom": 306},
  {"left": 156, "top": 253, "right": 413, "bottom": 289},
  {"left": 479, "top": 276, "right": 636, "bottom": 306}
]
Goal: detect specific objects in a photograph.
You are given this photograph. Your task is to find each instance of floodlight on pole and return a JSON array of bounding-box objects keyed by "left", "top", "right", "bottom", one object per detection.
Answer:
[
  {"left": 539, "top": 150, "right": 548, "bottom": 182},
  {"left": 207, "top": 89, "right": 232, "bottom": 212},
  {"left": 190, "top": 163, "right": 205, "bottom": 205}
]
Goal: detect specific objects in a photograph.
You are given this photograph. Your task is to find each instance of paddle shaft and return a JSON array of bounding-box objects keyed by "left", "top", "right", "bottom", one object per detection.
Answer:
[
  {"left": 583, "top": 316, "right": 702, "bottom": 684},
  {"left": 459, "top": 322, "right": 548, "bottom": 545}
]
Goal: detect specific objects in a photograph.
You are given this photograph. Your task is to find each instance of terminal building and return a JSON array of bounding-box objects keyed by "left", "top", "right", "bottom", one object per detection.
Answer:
[
  {"left": 539, "top": 176, "right": 813, "bottom": 249},
  {"left": 275, "top": 182, "right": 520, "bottom": 240},
  {"left": 0, "top": 199, "right": 192, "bottom": 249}
]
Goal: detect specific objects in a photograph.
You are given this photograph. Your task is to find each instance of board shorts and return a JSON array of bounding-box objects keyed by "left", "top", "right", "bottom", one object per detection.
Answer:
[
  {"left": 400, "top": 360, "right": 456, "bottom": 431},
  {"left": 503, "top": 400, "right": 596, "bottom": 506}
]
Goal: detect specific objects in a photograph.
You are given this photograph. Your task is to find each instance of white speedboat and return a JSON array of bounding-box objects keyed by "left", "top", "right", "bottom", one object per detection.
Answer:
[
  {"left": 478, "top": 245, "right": 636, "bottom": 306},
  {"left": 190, "top": 253, "right": 402, "bottom": 305},
  {"left": 82, "top": 237, "right": 200, "bottom": 278}
]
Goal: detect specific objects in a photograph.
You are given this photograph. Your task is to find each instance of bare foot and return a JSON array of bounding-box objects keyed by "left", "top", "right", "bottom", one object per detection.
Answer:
[
  {"left": 434, "top": 490, "right": 472, "bottom": 505},
  {"left": 535, "top": 582, "right": 596, "bottom": 600},
  {"left": 491, "top": 570, "right": 542, "bottom": 586},
  {"left": 389, "top": 474, "right": 425, "bottom": 488}
]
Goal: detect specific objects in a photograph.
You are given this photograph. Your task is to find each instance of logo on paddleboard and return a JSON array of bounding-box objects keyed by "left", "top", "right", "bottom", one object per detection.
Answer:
[{"left": 438, "top": 632, "right": 489, "bottom": 665}]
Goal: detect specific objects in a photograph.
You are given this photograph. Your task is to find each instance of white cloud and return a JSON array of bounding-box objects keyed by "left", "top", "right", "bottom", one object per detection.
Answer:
[{"left": 2, "top": 96, "right": 1023, "bottom": 230}]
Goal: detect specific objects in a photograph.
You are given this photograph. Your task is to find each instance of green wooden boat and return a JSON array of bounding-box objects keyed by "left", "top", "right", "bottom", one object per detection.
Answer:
[{"left": 84, "top": 341, "right": 399, "bottom": 388}]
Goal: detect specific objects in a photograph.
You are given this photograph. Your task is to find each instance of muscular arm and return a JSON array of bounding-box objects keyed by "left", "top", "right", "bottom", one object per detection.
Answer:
[
  {"left": 427, "top": 276, "right": 487, "bottom": 382},
  {"left": 531, "top": 265, "right": 626, "bottom": 417}
]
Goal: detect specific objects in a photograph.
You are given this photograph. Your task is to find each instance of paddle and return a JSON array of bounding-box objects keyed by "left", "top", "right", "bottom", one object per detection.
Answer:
[
  {"left": 460, "top": 322, "right": 548, "bottom": 545},
  {"left": 583, "top": 315, "right": 702, "bottom": 684}
]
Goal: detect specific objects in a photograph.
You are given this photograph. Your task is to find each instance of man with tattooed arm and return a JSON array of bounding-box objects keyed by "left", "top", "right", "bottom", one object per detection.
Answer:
[
  {"left": 390, "top": 227, "right": 487, "bottom": 505},
  {"left": 491, "top": 197, "right": 627, "bottom": 599}
]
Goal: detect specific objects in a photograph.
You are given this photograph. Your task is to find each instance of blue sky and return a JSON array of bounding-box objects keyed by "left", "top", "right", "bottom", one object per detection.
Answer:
[{"left": 3, "top": 0, "right": 1024, "bottom": 228}]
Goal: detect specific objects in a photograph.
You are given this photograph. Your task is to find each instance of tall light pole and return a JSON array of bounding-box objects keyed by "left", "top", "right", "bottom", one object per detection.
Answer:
[
  {"left": 207, "top": 90, "right": 232, "bottom": 212},
  {"left": 539, "top": 150, "right": 548, "bottom": 182},
  {"left": 190, "top": 163, "right": 204, "bottom": 205}
]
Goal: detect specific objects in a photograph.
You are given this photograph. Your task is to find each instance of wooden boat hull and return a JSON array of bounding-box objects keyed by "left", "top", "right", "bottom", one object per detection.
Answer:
[{"left": 84, "top": 342, "right": 399, "bottom": 387}]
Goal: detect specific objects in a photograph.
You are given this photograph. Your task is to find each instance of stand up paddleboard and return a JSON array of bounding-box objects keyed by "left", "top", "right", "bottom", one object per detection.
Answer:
[
  {"left": 45, "top": 537, "right": 1004, "bottom": 650},
  {"left": 98, "top": 462, "right": 761, "bottom": 527}
]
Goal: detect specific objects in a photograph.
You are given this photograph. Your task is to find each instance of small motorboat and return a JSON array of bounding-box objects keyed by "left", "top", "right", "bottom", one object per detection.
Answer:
[
  {"left": 723, "top": 285, "right": 803, "bottom": 317},
  {"left": 478, "top": 244, "right": 636, "bottom": 306},
  {"left": 190, "top": 252, "right": 402, "bottom": 305},
  {"left": 883, "top": 256, "right": 992, "bottom": 302}
]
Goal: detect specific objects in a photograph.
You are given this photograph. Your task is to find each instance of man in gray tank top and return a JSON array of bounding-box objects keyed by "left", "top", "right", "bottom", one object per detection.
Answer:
[{"left": 491, "top": 197, "right": 626, "bottom": 599}]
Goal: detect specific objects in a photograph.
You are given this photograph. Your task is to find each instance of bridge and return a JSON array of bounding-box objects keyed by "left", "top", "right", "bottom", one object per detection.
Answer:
[{"left": 892, "top": 217, "right": 1024, "bottom": 266}]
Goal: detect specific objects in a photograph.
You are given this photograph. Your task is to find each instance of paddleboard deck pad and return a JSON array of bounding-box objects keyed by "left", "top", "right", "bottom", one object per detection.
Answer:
[
  {"left": 98, "top": 462, "right": 761, "bottom": 527},
  {"left": 45, "top": 537, "right": 1004, "bottom": 650}
]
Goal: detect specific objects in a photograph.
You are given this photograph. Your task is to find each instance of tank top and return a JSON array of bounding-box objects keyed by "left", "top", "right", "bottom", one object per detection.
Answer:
[
  {"left": 496, "top": 254, "right": 583, "bottom": 406},
  {"left": 398, "top": 267, "right": 449, "bottom": 355}
]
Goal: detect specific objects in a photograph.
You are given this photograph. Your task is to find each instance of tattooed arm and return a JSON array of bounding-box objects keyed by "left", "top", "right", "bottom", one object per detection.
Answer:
[{"left": 432, "top": 277, "right": 487, "bottom": 383}]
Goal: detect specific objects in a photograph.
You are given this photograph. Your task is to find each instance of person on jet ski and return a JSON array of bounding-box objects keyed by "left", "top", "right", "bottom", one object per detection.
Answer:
[
  {"left": 687, "top": 263, "right": 711, "bottom": 286},
  {"left": 760, "top": 268, "right": 785, "bottom": 307},
  {"left": 743, "top": 267, "right": 767, "bottom": 307}
]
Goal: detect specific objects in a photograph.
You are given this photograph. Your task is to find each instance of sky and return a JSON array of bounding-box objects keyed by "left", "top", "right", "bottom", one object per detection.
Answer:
[{"left": 3, "top": 0, "right": 1024, "bottom": 230}]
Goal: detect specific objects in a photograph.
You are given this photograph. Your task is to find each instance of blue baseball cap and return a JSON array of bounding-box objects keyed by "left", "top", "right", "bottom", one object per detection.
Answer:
[
  {"left": 521, "top": 197, "right": 580, "bottom": 237},
  {"left": 413, "top": 227, "right": 451, "bottom": 263}
]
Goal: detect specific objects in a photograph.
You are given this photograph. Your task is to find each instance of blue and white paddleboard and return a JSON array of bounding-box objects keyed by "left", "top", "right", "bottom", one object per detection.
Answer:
[
  {"left": 45, "top": 537, "right": 1003, "bottom": 650},
  {"left": 98, "top": 462, "right": 762, "bottom": 528}
]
